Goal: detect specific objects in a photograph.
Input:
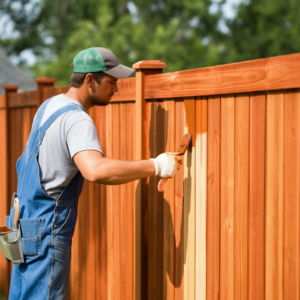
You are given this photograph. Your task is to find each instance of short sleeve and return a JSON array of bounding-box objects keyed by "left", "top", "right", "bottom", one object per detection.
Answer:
[{"left": 66, "top": 116, "right": 103, "bottom": 159}]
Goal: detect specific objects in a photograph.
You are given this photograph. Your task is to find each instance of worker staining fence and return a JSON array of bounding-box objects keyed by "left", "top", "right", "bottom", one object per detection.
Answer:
[{"left": 0, "top": 53, "right": 300, "bottom": 300}]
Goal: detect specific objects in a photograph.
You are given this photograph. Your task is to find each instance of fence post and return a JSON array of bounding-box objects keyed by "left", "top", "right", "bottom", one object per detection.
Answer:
[
  {"left": 1, "top": 84, "right": 19, "bottom": 297},
  {"left": 35, "top": 77, "right": 57, "bottom": 106},
  {"left": 132, "top": 60, "right": 166, "bottom": 300}
]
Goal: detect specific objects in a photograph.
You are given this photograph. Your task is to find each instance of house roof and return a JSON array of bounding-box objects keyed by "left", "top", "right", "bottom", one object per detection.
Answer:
[{"left": 0, "top": 49, "right": 36, "bottom": 94}]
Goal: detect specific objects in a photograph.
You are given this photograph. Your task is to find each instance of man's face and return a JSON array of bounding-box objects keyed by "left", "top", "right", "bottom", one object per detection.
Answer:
[{"left": 89, "top": 74, "right": 119, "bottom": 106}]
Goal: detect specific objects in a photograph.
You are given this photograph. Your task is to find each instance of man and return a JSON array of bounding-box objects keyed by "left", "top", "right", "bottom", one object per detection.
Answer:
[{"left": 7, "top": 47, "right": 181, "bottom": 299}]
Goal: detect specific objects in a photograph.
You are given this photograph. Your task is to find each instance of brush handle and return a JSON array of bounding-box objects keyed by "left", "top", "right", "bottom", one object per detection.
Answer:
[
  {"left": 158, "top": 178, "right": 168, "bottom": 192},
  {"left": 13, "top": 198, "right": 20, "bottom": 230}
]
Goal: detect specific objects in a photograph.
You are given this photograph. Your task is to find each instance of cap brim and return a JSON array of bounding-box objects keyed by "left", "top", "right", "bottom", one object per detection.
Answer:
[{"left": 103, "top": 64, "right": 135, "bottom": 79}]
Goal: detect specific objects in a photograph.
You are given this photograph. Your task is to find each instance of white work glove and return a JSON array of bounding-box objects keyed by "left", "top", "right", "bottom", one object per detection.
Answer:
[{"left": 150, "top": 152, "right": 182, "bottom": 178}]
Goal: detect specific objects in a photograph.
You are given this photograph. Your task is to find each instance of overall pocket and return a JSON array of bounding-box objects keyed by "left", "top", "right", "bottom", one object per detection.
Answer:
[{"left": 19, "top": 219, "right": 44, "bottom": 259}]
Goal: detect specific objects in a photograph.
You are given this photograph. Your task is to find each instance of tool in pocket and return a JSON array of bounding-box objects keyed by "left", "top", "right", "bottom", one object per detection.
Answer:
[{"left": 0, "top": 194, "right": 24, "bottom": 264}]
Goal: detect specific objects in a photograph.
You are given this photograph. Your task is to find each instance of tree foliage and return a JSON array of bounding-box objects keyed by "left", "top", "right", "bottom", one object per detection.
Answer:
[{"left": 1, "top": 0, "right": 300, "bottom": 86}]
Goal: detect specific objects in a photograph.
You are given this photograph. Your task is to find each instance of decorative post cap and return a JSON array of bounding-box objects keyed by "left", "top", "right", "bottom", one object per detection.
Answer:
[
  {"left": 3, "top": 84, "right": 19, "bottom": 92},
  {"left": 132, "top": 60, "right": 167, "bottom": 69},
  {"left": 35, "top": 77, "right": 57, "bottom": 84}
]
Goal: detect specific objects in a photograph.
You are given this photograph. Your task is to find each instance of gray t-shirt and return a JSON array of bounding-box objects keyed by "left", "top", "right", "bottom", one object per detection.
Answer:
[{"left": 36, "top": 94, "right": 103, "bottom": 198}]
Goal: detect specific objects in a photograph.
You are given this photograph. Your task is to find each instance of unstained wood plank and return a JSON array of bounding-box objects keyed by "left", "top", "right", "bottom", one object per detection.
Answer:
[
  {"left": 195, "top": 97, "right": 207, "bottom": 300},
  {"left": 183, "top": 97, "right": 196, "bottom": 300}
]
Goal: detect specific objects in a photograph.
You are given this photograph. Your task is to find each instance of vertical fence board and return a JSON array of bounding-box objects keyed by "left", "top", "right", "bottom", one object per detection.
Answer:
[
  {"left": 0, "top": 107, "right": 8, "bottom": 295},
  {"left": 120, "top": 103, "right": 127, "bottom": 300},
  {"left": 163, "top": 99, "right": 175, "bottom": 300},
  {"left": 174, "top": 99, "right": 184, "bottom": 300},
  {"left": 265, "top": 91, "right": 284, "bottom": 300},
  {"left": 98, "top": 106, "right": 108, "bottom": 300},
  {"left": 249, "top": 92, "right": 266, "bottom": 300},
  {"left": 156, "top": 101, "right": 165, "bottom": 299},
  {"left": 207, "top": 96, "right": 221, "bottom": 300},
  {"left": 195, "top": 97, "right": 207, "bottom": 300},
  {"left": 112, "top": 103, "right": 121, "bottom": 300},
  {"left": 183, "top": 97, "right": 196, "bottom": 300},
  {"left": 125, "top": 102, "right": 134, "bottom": 299},
  {"left": 234, "top": 93, "right": 250, "bottom": 300},
  {"left": 148, "top": 101, "right": 156, "bottom": 300},
  {"left": 106, "top": 104, "right": 114, "bottom": 300},
  {"left": 283, "top": 89, "right": 300, "bottom": 300},
  {"left": 220, "top": 94, "right": 235, "bottom": 300}
]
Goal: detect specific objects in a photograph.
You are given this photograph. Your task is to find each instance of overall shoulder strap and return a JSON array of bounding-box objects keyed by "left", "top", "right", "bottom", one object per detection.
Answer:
[
  {"left": 39, "top": 104, "right": 83, "bottom": 143},
  {"left": 31, "top": 98, "right": 53, "bottom": 132}
]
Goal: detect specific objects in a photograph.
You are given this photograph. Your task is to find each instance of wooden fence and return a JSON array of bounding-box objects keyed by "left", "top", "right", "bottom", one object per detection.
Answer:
[{"left": 0, "top": 53, "right": 300, "bottom": 300}]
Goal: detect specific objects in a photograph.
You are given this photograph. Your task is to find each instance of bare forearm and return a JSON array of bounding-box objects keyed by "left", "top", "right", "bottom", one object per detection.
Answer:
[{"left": 90, "top": 157, "right": 155, "bottom": 185}]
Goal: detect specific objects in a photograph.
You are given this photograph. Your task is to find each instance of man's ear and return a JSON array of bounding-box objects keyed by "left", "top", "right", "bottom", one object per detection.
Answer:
[{"left": 85, "top": 73, "right": 94, "bottom": 87}]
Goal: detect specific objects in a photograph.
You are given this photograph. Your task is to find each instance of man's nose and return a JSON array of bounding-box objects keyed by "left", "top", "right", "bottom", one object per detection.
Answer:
[{"left": 112, "top": 83, "right": 118, "bottom": 93}]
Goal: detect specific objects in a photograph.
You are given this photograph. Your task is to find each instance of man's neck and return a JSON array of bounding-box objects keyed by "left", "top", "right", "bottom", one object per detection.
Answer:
[{"left": 64, "top": 87, "right": 92, "bottom": 111}]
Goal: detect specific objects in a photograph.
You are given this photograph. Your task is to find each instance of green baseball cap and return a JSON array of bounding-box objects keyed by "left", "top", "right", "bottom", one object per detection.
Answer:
[{"left": 71, "top": 47, "right": 134, "bottom": 79}]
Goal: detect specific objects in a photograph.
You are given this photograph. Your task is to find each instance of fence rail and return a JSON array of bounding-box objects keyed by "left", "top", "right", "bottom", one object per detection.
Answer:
[{"left": 0, "top": 53, "right": 300, "bottom": 300}]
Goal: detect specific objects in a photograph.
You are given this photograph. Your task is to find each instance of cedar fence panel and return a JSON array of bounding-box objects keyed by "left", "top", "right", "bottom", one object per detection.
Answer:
[{"left": 0, "top": 53, "right": 300, "bottom": 300}]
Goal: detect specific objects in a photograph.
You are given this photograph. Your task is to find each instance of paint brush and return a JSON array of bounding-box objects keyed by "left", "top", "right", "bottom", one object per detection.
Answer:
[{"left": 157, "top": 133, "right": 193, "bottom": 192}]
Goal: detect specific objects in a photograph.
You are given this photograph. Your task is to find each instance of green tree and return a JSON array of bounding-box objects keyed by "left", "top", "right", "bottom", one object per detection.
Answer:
[
  {"left": 34, "top": 1, "right": 224, "bottom": 85},
  {"left": 220, "top": 0, "right": 300, "bottom": 63}
]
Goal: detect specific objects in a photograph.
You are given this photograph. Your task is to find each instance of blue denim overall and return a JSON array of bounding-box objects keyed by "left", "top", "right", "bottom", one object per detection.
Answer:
[{"left": 6, "top": 98, "right": 84, "bottom": 299}]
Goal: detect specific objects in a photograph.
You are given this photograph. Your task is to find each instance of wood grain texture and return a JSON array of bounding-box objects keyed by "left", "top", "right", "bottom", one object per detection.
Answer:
[
  {"left": 183, "top": 97, "right": 196, "bottom": 300},
  {"left": 195, "top": 97, "right": 207, "bottom": 300},
  {"left": 9, "top": 91, "right": 38, "bottom": 108},
  {"left": 220, "top": 94, "right": 235, "bottom": 300},
  {"left": 112, "top": 103, "right": 121, "bottom": 300},
  {"left": 106, "top": 103, "right": 114, "bottom": 300},
  {"left": 135, "top": 69, "right": 143, "bottom": 300},
  {"left": 163, "top": 99, "right": 175, "bottom": 300},
  {"left": 120, "top": 102, "right": 127, "bottom": 300},
  {"left": 125, "top": 102, "right": 135, "bottom": 299},
  {"left": 249, "top": 92, "right": 266, "bottom": 300},
  {"left": 174, "top": 99, "right": 184, "bottom": 300},
  {"left": 144, "top": 53, "right": 300, "bottom": 99},
  {"left": 283, "top": 89, "right": 300, "bottom": 300},
  {"left": 97, "top": 106, "right": 108, "bottom": 300},
  {"left": 0, "top": 107, "right": 8, "bottom": 296},
  {"left": 206, "top": 96, "right": 221, "bottom": 300},
  {"left": 265, "top": 91, "right": 284, "bottom": 300},
  {"left": 110, "top": 78, "right": 136, "bottom": 102},
  {"left": 234, "top": 93, "right": 250, "bottom": 300}
]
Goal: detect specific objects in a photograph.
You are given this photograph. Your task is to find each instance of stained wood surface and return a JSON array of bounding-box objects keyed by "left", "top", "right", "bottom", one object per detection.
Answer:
[
  {"left": 220, "top": 94, "right": 235, "bottom": 300},
  {"left": 265, "top": 91, "right": 284, "bottom": 300},
  {"left": 283, "top": 89, "right": 300, "bottom": 300},
  {"left": 249, "top": 92, "right": 265, "bottom": 300},
  {"left": 234, "top": 94, "right": 249, "bottom": 300},
  {"left": 1, "top": 54, "right": 300, "bottom": 300},
  {"left": 207, "top": 96, "right": 221, "bottom": 300},
  {"left": 174, "top": 99, "right": 184, "bottom": 300},
  {"left": 144, "top": 53, "right": 300, "bottom": 99},
  {"left": 9, "top": 91, "right": 38, "bottom": 108},
  {"left": 163, "top": 99, "right": 175, "bottom": 300}
]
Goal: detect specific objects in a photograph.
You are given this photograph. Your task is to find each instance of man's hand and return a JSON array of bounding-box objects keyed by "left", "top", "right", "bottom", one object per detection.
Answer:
[{"left": 150, "top": 152, "right": 182, "bottom": 178}]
